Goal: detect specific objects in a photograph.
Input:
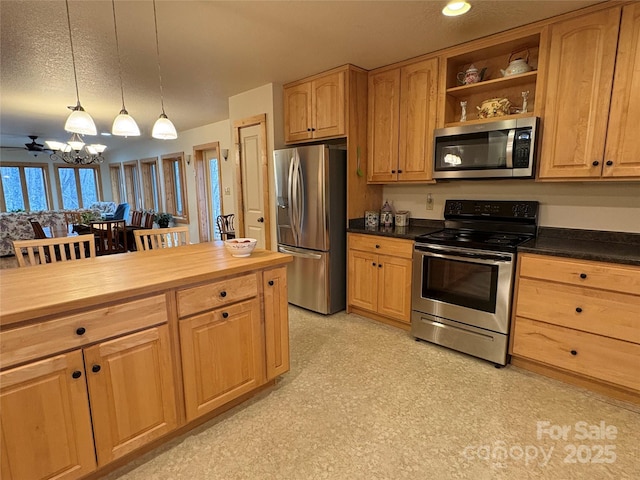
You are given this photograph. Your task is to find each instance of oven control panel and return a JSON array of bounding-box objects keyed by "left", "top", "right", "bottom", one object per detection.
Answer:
[{"left": 444, "top": 200, "right": 538, "bottom": 219}]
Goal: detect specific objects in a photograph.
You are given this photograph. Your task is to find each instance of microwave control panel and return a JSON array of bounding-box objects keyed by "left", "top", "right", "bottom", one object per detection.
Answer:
[{"left": 513, "top": 128, "right": 532, "bottom": 168}]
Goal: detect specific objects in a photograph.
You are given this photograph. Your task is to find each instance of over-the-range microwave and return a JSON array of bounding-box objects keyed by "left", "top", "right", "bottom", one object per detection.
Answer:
[{"left": 433, "top": 117, "right": 539, "bottom": 179}]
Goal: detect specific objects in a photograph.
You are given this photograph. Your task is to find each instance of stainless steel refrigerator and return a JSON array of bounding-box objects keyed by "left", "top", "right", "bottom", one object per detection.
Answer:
[{"left": 273, "top": 145, "right": 346, "bottom": 314}]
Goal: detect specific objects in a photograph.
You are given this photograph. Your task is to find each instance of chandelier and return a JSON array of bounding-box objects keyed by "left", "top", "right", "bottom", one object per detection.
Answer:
[{"left": 46, "top": 134, "right": 107, "bottom": 165}]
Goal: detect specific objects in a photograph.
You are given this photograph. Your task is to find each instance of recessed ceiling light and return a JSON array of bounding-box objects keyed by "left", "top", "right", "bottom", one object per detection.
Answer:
[
  {"left": 100, "top": 132, "right": 112, "bottom": 136},
  {"left": 442, "top": 1, "right": 471, "bottom": 17}
]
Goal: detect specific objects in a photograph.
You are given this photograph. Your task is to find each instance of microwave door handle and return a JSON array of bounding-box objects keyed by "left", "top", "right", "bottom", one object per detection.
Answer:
[{"left": 505, "top": 129, "right": 516, "bottom": 168}]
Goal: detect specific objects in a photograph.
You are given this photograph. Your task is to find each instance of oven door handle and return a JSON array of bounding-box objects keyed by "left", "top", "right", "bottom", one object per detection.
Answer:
[{"left": 415, "top": 245, "right": 512, "bottom": 263}]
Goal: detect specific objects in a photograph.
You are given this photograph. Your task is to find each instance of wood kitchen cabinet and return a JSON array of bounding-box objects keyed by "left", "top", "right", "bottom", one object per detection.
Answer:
[
  {"left": 367, "top": 58, "right": 438, "bottom": 183},
  {"left": 284, "top": 70, "right": 345, "bottom": 143},
  {"left": 263, "top": 266, "right": 290, "bottom": 379},
  {"left": 347, "top": 233, "right": 413, "bottom": 329},
  {"left": 510, "top": 253, "right": 640, "bottom": 402},
  {"left": 539, "top": 5, "right": 640, "bottom": 180}
]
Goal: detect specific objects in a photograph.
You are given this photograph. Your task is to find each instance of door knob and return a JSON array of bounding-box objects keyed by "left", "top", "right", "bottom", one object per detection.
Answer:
[{"left": 257, "top": 217, "right": 264, "bottom": 223}]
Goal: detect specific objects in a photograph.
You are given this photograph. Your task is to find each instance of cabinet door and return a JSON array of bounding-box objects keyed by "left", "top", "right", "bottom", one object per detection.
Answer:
[
  {"left": 539, "top": 8, "right": 621, "bottom": 179},
  {"left": 398, "top": 58, "right": 438, "bottom": 182},
  {"left": 377, "top": 254, "right": 413, "bottom": 322},
  {"left": 604, "top": 4, "right": 640, "bottom": 178},
  {"left": 84, "top": 325, "right": 177, "bottom": 466},
  {"left": 179, "top": 298, "right": 265, "bottom": 422},
  {"left": 263, "top": 267, "right": 290, "bottom": 379},
  {"left": 347, "top": 248, "right": 378, "bottom": 312},
  {"left": 284, "top": 82, "right": 313, "bottom": 143},
  {"left": 368, "top": 69, "right": 401, "bottom": 182},
  {"left": 312, "top": 71, "right": 346, "bottom": 139},
  {"left": 0, "top": 351, "right": 96, "bottom": 480}
]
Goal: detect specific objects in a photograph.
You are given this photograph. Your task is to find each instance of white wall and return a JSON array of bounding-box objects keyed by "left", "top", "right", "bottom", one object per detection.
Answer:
[
  {"left": 228, "top": 83, "right": 284, "bottom": 251},
  {"left": 382, "top": 181, "right": 640, "bottom": 233},
  {"left": 107, "top": 119, "right": 232, "bottom": 242}
]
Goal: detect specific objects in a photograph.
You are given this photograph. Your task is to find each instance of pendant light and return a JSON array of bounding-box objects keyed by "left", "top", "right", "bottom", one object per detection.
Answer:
[
  {"left": 63, "top": 0, "right": 97, "bottom": 136},
  {"left": 151, "top": 0, "right": 177, "bottom": 140},
  {"left": 111, "top": 0, "right": 140, "bottom": 136}
]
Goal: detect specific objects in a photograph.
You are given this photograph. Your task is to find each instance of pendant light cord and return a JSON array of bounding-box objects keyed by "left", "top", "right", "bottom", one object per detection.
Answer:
[
  {"left": 152, "top": 0, "right": 167, "bottom": 115},
  {"left": 65, "top": 0, "right": 81, "bottom": 106},
  {"left": 111, "top": 0, "right": 126, "bottom": 110}
]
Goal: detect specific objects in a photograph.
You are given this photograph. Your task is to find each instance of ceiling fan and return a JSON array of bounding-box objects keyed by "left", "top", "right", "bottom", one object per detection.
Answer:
[{"left": 0, "top": 135, "right": 53, "bottom": 156}]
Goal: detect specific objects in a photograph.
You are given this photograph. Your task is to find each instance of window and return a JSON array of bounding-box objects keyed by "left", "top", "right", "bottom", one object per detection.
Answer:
[
  {"left": 55, "top": 165, "right": 102, "bottom": 209},
  {"left": 122, "top": 161, "right": 141, "bottom": 210},
  {"left": 140, "top": 157, "right": 161, "bottom": 212},
  {"left": 0, "top": 163, "right": 52, "bottom": 212},
  {"left": 109, "top": 164, "right": 123, "bottom": 204},
  {"left": 161, "top": 152, "right": 188, "bottom": 222}
]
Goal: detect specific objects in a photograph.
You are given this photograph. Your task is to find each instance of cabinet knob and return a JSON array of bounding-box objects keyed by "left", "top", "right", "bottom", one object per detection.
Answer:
[
  {"left": 220, "top": 291, "right": 227, "bottom": 298},
  {"left": 592, "top": 161, "right": 600, "bottom": 167},
  {"left": 575, "top": 307, "right": 582, "bottom": 313},
  {"left": 311, "top": 128, "right": 316, "bottom": 131},
  {"left": 570, "top": 350, "right": 578, "bottom": 356},
  {"left": 91, "top": 364, "right": 101, "bottom": 373},
  {"left": 257, "top": 217, "right": 264, "bottom": 223},
  {"left": 375, "top": 244, "right": 380, "bottom": 248},
  {"left": 76, "top": 327, "right": 86, "bottom": 336},
  {"left": 606, "top": 160, "right": 613, "bottom": 166},
  {"left": 372, "top": 262, "right": 376, "bottom": 267},
  {"left": 579, "top": 273, "right": 587, "bottom": 279},
  {"left": 397, "top": 169, "right": 403, "bottom": 173},
  {"left": 222, "top": 312, "right": 229, "bottom": 319},
  {"left": 391, "top": 170, "right": 396, "bottom": 174},
  {"left": 307, "top": 128, "right": 312, "bottom": 132},
  {"left": 378, "top": 264, "right": 382, "bottom": 268},
  {"left": 72, "top": 370, "right": 82, "bottom": 379},
  {"left": 268, "top": 280, "right": 274, "bottom": 286}
]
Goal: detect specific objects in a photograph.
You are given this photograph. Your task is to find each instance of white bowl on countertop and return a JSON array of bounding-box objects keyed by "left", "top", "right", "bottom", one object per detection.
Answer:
[{"left": 224, "top": 238, "right": 257, "bottom": 257}]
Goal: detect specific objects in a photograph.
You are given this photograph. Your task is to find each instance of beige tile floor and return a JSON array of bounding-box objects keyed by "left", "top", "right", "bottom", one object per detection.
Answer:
[{"left": 103, "top": 306, "right": 639, "bottom": 480}]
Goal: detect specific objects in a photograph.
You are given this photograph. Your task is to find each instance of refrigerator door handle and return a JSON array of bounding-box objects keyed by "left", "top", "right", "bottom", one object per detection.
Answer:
[
  {"left": 287, "top": 154, "right": 297, "bottom": 243},
  {"left": 295, "top": 153, "right": 304, "bottom": 237},
  {"left": 278, "top": 246, "right": 322, "bottom": 259}
]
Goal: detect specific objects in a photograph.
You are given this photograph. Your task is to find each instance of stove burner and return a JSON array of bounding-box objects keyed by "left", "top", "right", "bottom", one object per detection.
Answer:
[{"left": 486, "top": 238, "right": 511, "bottom": 244}]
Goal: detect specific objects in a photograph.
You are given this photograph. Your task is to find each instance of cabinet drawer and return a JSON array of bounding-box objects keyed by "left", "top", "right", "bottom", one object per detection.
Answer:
[
  {"left": 512, "top": 317, "right": 640, "bottom": 391},
  {"left": 0, "top": 295, "right": 168, "bottom": 369},
  {"left": 177, "top": 273, "right": 258, "bottom": 318},
  {"left": 519, "top": 254, "right": 640, "bottom": 295},
  {"left": 348, "top": 233, "right": 413, "bottom": 259},
  {"left": 516, "top": 278, "right": 640, "bottom": 343}
]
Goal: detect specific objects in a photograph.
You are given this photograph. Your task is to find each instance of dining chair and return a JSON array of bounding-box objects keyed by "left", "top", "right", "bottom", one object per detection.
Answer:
[
  {"left": 142, "top": 212, "right": 155, "bottom": 229},
  {"left": 29, "top": 219, "right": 48, "bottom": 239},
  {"left": 64, "top": 211, "right": 83, "bottom": 227},
  {"left": 12, "top": 234, "right": 96, "bottom": 267},
  {"left": 216, "top": 214, "right": 235, "bottom": 240},
  {"left": 90, "top": 220, "right": 127, "bottom": 256},
  {"left": 130, "top": 210, "right": 143, "bottom": 227},
  {"left": 134, "top": 226, "right": 190, "bottom": 251}
]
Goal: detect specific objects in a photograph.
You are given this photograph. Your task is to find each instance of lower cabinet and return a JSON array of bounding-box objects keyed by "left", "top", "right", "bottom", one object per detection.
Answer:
[
  {"left": 347, "top": 233, "right": 413, "bottom": 326},
  {"left": 510, "top": 253, "right": 640, "bottom": 399},
  {"left": 0, "top": 324, "right": 177, "bottom": 479},
  {"left": 179, "top": 298, "right": 265, "bottom": 422},
  {"left": 263, "top": 266, "right": 290, "bottom": 379}
]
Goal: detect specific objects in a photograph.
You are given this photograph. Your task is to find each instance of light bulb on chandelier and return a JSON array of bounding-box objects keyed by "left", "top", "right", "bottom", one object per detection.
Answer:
[{"left": 47, "top": 133, "right": 107, "bottom": 165}]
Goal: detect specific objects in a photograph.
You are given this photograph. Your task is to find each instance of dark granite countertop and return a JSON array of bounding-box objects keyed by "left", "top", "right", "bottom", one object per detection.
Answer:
[
  {"left": 347, "top": 218, "right": 443, "bottom": 240},
  {"left": 518, "top": 227, "right": 640, "bottom": 266}
]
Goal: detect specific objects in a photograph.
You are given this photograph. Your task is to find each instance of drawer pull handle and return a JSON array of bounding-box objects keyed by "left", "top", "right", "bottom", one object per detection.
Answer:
[
  {"left": 76, "top": 327, "right": 86, "bottom": 336},
  {"left": 220, "top": 291, "right": 227, "bottom": 298},
  {"left": 222, "top": 312, "right": 229, "bottom": 319},
  {"left": 72, "top": 371, "right": 82, "bottom": 379},
  {"left": 575, "top": 307, "right": 582, "bottom": 313},
  {"left": 570, "top": 350, "right": 578, "bottom": 356},
  {"left": 91, "top": 364, "right": 101, "bottom": 373},
  {"left": 268, "top": 280, "right": 274, "bottom": 286},
  {"left": 579, "top": 273, "right": 587, "bottom": 279}
]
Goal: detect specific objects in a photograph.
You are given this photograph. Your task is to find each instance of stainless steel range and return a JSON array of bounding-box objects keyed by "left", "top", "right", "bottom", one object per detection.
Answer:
[{"left": 411, "top": 199, "right": 538, "bottom": 365}]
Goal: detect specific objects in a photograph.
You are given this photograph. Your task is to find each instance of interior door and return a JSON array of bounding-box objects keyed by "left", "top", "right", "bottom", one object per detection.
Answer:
[{"left": 239, "top": 124, "right": 267, "bottom": 248}]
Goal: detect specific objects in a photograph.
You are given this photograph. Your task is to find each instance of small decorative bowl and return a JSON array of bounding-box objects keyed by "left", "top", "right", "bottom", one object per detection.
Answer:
[{"left": 224, "top": 238, "right": 257, "bottom": 257}]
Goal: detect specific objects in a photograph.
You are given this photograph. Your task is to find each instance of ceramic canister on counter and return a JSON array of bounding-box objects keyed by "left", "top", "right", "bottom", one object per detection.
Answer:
[
  {"left": 395, "top": 211, "right": 409, "bottom": 227},
  {"left": 365, "top": 210, "right": 379, "bottom": 229}
]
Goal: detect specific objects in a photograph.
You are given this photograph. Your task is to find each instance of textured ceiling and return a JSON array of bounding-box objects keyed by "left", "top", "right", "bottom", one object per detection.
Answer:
[{"left": 0, "top": 0, "right": 604, "bottom": 152}]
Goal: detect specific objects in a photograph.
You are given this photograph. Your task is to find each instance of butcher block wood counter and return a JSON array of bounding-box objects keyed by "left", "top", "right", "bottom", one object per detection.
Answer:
[{"left": 0, "top": 242, "right": 292, "bottom": 480}]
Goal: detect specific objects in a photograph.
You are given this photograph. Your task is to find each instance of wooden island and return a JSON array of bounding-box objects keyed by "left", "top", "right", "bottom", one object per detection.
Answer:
[{"left": 0, "top": 242, "right": 292, "bottom": 480}]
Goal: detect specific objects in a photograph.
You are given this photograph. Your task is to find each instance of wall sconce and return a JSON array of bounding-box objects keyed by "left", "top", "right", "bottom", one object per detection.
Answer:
[
  {"left": 186, "top": 154, "right": 192, "bottom": 165},
  {"left": 222, "top": 149, "right": 229, "bottom": 161}
]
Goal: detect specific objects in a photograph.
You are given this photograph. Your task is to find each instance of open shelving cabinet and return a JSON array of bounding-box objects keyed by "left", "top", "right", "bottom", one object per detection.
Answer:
[{"left": 438, "top": 28, "right": 548, "bottom": 127}]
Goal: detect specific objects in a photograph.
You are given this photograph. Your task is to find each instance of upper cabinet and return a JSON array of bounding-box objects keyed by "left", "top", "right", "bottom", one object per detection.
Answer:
[
  {"left": 539, "top": 5, "right": 640, "bottom": 180},
  {"left": 284, "top": 70, "right": 345, "bottom": 143},
  {"left": 438, "top": 28, "right": 545, "bottom": 128},
  {"left": 368, "top": 58, "right": 438, "bottom": 183}
]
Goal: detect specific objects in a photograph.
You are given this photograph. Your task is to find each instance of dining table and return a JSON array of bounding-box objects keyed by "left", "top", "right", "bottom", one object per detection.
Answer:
[{"left": 44, "top": 225, "right": 78, "bottom": 238}]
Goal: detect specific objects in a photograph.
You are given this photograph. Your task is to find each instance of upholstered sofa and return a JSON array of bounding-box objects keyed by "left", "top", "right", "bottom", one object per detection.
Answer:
[
  {"left": 0, "top": 209, "right": 98, "bottom": 256},
  {"left": 89, "top": 201, "right": 117, "bottom": 217}
]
